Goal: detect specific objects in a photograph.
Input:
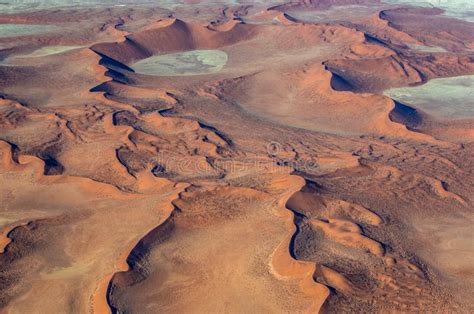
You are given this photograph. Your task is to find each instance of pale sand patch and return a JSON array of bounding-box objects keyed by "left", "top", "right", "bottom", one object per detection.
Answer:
[
  {"left": 384, "top": 75, "right": 474, "bottom": 118},
  {"left": 17, "top": 46, "right": 84, "bottom": 58},
  {"left": 131, "top": 50, "right": 228, "bottom": 76},
  {"left": 0, "top": 24, "right": 58, "bottom": 38}
]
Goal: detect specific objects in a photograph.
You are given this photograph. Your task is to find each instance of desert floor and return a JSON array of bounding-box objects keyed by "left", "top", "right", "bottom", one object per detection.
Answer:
[{"left": 0, "top": 1, "right": 473, "bottom": 313}]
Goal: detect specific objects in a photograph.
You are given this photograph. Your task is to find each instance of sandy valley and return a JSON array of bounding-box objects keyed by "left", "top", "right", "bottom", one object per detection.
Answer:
[{"left": 0, "top": 0, "right": 473, "bottom": 313}]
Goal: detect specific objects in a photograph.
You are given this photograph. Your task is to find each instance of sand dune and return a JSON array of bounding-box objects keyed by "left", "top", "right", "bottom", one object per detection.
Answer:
[
  {"left": 269, "top": 0, "right": 382, "bottom": 11},
  {"left": 0, "top": 140, "right": 186, "bottom": 311},
  {"left": 221, "top": 64, "right": 422, "bottom": 137},
  {"left": 0, "top": 1, "right": 473, "bottom": 313},
  {"left": 380, "top": 6, "right": 474, "bottom": 51},
  {"left": 91, "top": 18, "right": 258, "bottom": 65},
  {"left": 108, "top": 175, "right": 330, "bottom": 313}
]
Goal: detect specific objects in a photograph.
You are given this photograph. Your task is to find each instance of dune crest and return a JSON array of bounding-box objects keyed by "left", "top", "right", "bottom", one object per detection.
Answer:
[{"left": 1, "top": 2, "right": 473, "bottom": 313}]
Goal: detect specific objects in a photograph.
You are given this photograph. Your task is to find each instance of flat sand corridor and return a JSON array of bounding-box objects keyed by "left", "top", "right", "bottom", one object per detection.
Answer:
[{"left": 0, "top": 1, "right": 473, "bottom": 313}]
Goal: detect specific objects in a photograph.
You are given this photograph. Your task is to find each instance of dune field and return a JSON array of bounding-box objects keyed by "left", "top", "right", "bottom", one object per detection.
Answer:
[{"left": 0, "top": 0, "right": 473, "bottom": 313}]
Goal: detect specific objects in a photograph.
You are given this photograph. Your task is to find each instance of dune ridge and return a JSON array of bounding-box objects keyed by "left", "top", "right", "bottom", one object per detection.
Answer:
[
  {"left": 91, "top": 18, "right": 258, "bottom": 66},
  {"left": 0, "top": 2, "right": 473, "bottom": 313},
  {"left": 269, "top": 174, "right": 330, "bottom": 313},
  {"left": 88, "top": 49, "right": 332, "bottom": 313},
  {"left": 0, "top": 134, "right": 189, "bottom": 311}
]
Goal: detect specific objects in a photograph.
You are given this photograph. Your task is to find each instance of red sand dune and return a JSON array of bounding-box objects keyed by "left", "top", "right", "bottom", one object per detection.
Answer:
[{"left": 0, "top": 1, "right": 473, "bottom": 313}]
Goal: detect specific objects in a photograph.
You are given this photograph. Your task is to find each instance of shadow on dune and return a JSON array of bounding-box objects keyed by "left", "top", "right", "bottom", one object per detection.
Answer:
[
  {"left": 388, "top": 100, "right": 423, "bottom": 130},
  {"left": 107, "top": 208, "right": 178, "bottom": 313}
]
